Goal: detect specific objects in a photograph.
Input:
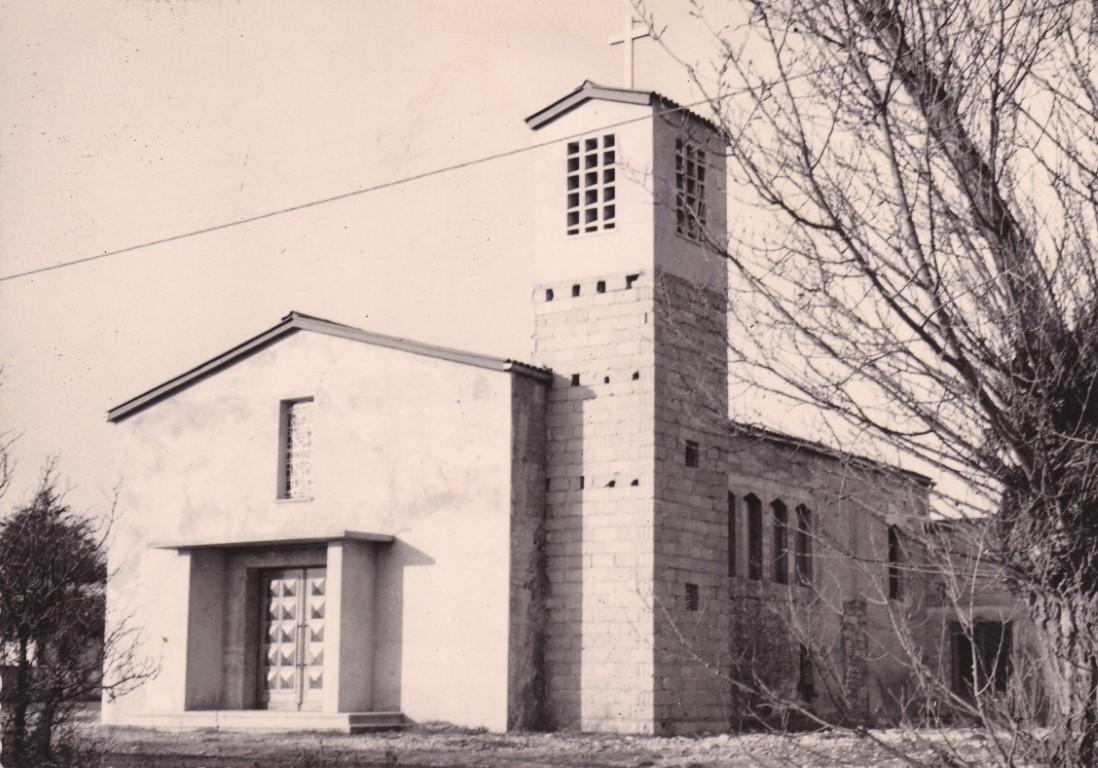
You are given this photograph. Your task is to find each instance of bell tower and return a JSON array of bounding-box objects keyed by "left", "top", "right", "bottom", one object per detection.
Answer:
[{"left": 526, "top": 82, "right": 731, "bottom": 734}]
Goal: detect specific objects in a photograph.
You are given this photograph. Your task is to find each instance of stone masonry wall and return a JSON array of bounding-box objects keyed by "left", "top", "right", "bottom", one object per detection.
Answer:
[
  {"left": 724, "top": 431, "right": 931, "bottom": 726},
  {"left": 529, "top": 270, "right": 931, "bottom": 734},
  {"left": 651, "top": 271, "right": 732, "bottom": 733},
  {"left": 533, "top": 271, "right": 658, "bottom": 733}
]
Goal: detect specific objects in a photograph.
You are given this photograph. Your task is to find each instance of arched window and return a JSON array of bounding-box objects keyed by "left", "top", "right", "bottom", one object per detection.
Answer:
[
  {"left": 888, "top": 525, "right": 903, "bottom": 600},
  {"left": 745, "top": 494, "right": 763, "bottom": 581},
  {"left": 795, "top": 505, "right": 813, "bottom": 586},
  {"left": 727, "top": 492, "right": 737, "bottom": 577},
  {"left": 772, "top": 500, "right": 789, "bottom": 584}
]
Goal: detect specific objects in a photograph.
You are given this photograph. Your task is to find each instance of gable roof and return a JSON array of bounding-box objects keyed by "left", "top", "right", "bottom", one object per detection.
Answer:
[
  {"left": 107, "top": 311, "right": 551, "bottom": 423},
  {"left": 525, "top": 80, "right": 723, "bottom": 135}
]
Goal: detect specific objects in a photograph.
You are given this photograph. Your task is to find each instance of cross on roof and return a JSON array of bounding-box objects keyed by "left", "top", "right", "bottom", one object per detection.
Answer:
[{"left": 608, "top": 14, "right": 650, "bottom": 89}]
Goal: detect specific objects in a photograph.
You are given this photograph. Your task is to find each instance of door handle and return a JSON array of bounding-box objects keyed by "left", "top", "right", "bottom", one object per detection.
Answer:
[{"left": 296, "top": 622, "right": 306, "bottom": 669}]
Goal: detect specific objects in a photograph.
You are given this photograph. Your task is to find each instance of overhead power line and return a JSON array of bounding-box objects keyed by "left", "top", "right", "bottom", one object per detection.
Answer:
[{"left": 0, "top": 97, "right": 712, "bottom": 286}]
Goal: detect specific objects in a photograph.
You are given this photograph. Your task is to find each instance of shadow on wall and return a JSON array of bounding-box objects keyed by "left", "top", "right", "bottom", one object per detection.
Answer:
[
  {"left": 545, "top": 374, "right": 590, "bottom": 730},
  {"left": 372, "top": 539, "right": 434, "bottom": 713}
]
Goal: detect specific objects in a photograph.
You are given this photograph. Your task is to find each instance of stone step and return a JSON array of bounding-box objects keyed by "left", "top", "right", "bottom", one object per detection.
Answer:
[{"left": 346, "top": 711, "right": 408, "bottom": 732}]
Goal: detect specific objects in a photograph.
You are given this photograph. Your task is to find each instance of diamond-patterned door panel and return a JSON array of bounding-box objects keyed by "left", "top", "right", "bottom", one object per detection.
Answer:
[
  {"left": 258, "top": 567, "right": 326, "bottom": 709},
  {"left": 301, "top": 573, "right": 325, "bottom": 699}
]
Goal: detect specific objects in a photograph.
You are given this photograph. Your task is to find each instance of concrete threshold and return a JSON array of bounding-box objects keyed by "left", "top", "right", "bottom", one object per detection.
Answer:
[{"left": 103, "top": 710, "right": 408, "bottom": 734}]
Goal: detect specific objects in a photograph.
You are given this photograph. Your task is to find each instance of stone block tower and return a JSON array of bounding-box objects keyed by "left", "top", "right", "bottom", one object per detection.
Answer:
[{"left": 526, "top": 82, "right": 731, "bottom": 734}]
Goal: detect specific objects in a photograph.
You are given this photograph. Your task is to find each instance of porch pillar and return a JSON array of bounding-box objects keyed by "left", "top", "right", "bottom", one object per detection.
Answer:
[
  {"left": 184, "top": 549, "right": 227, "bottom": 709},
  {"left": 324, "top": 540, "right": 377, "bottom": 712}
]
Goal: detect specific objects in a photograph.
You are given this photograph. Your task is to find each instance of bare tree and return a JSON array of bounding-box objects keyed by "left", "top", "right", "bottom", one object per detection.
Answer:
[
  {"left": 0, "top": 464, "right": 153, "bottom": 767},
  {"left": 642, "top": 0, "right": 1097, "bottom": 764}
]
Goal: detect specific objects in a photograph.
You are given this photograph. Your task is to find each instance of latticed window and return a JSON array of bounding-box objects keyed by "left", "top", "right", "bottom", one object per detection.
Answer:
[
  {"left": 566, "top": 134, "right": 616, "bottom": 235},
  {"left": 280, "top": 398, "right": 314, "bottom": 499},
  {"left": 675, "top": 138, "right": 707, "bottom": 240}
]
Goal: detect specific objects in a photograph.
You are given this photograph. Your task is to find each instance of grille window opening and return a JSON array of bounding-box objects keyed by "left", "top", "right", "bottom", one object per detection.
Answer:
[{"left": 567, "top": 134, "right": 617, "bottom": 236}]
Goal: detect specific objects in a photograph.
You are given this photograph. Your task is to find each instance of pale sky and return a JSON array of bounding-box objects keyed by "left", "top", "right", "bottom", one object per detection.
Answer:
[{"left": 0, "top": 0, "right": 740, "bottom": 510}]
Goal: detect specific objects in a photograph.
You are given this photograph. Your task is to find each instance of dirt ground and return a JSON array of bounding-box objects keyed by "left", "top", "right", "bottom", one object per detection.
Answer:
[{"left": 81, "top": 721, "right": 1001, "bottom": 768}]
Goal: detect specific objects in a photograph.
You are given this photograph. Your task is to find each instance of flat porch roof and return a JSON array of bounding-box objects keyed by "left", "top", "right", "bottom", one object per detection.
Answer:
[{"left": 151, "top": 529, "right": 395, "bottom": 551}]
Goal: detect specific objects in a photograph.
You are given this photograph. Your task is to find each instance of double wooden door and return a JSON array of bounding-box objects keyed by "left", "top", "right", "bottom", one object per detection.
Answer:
[{"left": 258, "top": 567, "right": 326, "bottom": 711}]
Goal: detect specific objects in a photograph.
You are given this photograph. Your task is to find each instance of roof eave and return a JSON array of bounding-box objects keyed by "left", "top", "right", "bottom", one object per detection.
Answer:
[
  {"left": 106, "top": 317, "right": 300, "bottom": 423},
  {"left": 107, "top": 312, "right": 551, "bottom": 423},
  {"left": 525, "top": 81, "right": 653, "bottom": 130},
  {"left": 729, "top": 421, "right": 936, "bottom": 488},
  {"left": 525, "top": 80, "right": 725, "bottom": 137}
]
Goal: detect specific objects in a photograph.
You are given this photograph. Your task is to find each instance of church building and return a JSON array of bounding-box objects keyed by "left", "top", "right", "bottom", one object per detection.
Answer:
[{"left": 103, "top": 80, "right": 934, "bottom": 735}]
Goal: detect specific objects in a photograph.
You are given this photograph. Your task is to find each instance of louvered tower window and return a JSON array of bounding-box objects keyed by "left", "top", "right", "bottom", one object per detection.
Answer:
[{"left": 675, "top": 138, "right": 707, "bottom": 240}]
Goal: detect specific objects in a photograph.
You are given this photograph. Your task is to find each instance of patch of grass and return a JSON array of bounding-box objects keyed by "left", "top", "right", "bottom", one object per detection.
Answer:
[{"left": 85, "top": 722, "right": 1005, "bottom": 768}]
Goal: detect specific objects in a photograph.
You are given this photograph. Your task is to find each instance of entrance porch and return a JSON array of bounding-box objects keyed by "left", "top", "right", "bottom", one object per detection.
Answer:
[{"left": 154, "top": 530, "right": 397, "bottom": 725}]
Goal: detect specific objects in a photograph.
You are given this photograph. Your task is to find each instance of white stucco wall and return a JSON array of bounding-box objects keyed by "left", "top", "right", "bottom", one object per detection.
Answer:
[
  {"left": 104, "top": 329, "right": 523, "bottom": 731},
  {"left": 526, "top": 100, "right": 656, "bottom": 287}
]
